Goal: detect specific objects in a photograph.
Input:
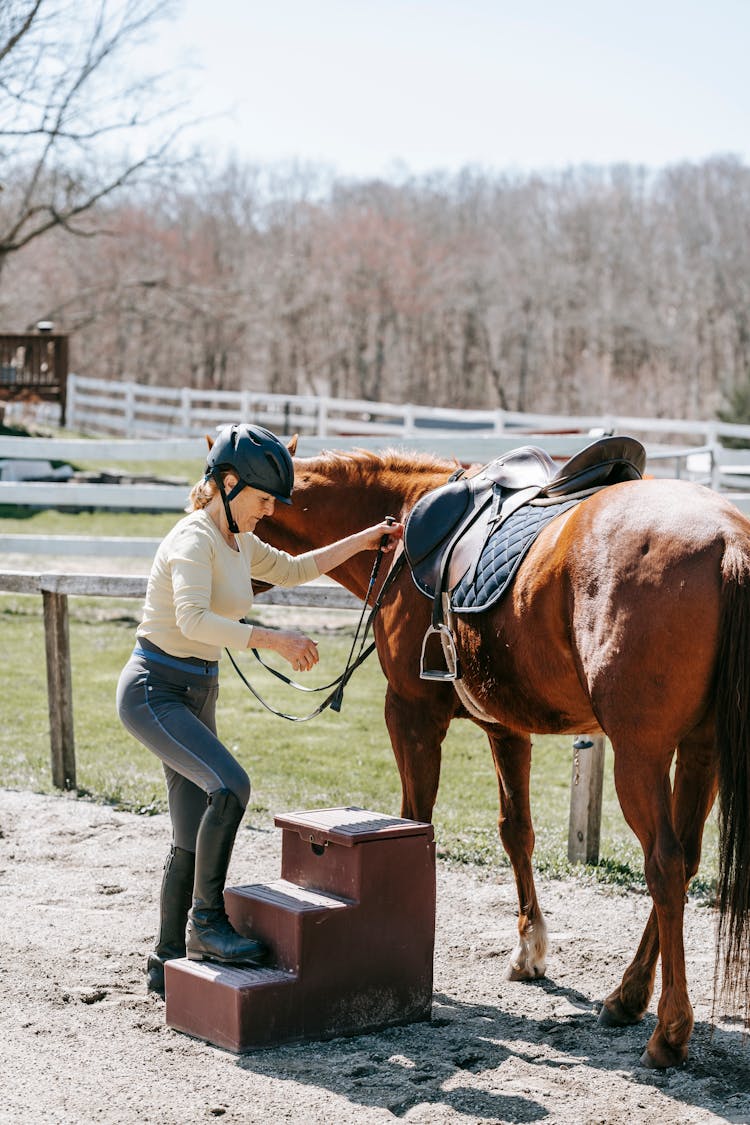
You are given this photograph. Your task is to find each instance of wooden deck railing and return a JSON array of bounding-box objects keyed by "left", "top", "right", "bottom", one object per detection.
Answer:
[{"left": 0, "top": 333, "right": 69, "bottom": 424}]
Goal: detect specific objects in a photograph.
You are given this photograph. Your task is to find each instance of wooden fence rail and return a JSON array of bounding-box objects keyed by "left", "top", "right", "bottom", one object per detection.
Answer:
[
  {"left": 3, "top": 432, "right": 745, "bottom": 513},
  {"left": 0, "top": 570, "right": 604, "bottom": 864}
]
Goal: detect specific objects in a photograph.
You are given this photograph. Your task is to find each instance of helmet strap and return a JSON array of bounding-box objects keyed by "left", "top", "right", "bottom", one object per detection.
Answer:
[{"left": 207, "top": 470, "right": 242, "bottom": 535}]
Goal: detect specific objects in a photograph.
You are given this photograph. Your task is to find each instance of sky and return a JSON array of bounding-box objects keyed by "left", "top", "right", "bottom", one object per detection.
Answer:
[{"left": 142, "top": 0, "right": 749, "bottom": 181}]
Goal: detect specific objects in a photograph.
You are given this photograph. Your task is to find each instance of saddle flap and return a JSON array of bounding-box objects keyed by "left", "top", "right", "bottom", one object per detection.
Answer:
[
  {"left": 404, "top": 445, "right": 557, "bottom": 598},
  {"left": 404, "top": 478, "right": 471, "bottom": 569},
  {"left": 406, "top": 488, "right": 493, "bottom": 599}
]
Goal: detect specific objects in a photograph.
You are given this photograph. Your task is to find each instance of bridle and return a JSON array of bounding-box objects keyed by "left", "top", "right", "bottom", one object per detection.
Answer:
[{"left": 225, "top": 526, "right": 406, "bottom": 722}]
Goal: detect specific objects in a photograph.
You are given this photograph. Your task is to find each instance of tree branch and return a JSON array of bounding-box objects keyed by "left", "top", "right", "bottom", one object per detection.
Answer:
[
  {"left": 0, "top": 0, "right": 190, "bottom": 271},
  {"left": 0, "top": 1, "right": 43, "bottom": 67}
]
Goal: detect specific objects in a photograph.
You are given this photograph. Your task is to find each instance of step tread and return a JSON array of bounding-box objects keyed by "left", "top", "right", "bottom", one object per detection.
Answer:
[
  {"left": 171, "top": 959, "right": 296, "bottom": 988},
  {"left": 275, "top": 805, "right": 433, "bottom": 846},
  {"left": 230, "top": 878, "right": 354, "bottom": 911}
]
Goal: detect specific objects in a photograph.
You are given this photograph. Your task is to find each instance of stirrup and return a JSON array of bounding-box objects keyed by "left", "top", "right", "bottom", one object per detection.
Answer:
[{"left": 419, "top": 623, "right": 461, "bottom": 681}]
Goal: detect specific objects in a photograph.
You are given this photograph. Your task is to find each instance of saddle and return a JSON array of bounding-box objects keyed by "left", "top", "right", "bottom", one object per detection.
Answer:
[{"left": 404, "top": 435, "right": 646, "bottom": 680}]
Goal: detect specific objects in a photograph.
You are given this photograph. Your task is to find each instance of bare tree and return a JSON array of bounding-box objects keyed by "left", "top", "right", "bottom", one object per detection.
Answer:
[
  {"left": 0, "top": 0, "right": 188, "bottom": 279},
  {"left": 4, "top": 151, "right": 749, "bottom": 420}
]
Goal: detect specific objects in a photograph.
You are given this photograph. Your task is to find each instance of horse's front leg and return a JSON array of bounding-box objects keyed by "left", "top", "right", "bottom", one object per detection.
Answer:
[
  {"left": 383, "top": 684, "right": 454, "bottom": 822},
  {"left": 486, "top": 727, "right": 548, "bottom": 981}
]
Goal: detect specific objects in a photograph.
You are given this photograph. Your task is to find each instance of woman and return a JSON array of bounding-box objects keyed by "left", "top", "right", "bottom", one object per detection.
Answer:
[{"left": 116, "top": 423, "right": 402, "bottom": 996}]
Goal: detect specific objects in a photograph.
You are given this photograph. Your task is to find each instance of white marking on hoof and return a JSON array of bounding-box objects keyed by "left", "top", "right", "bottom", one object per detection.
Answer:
[{"left": 504, "top": 911, "right": 548, "bottom": 981}]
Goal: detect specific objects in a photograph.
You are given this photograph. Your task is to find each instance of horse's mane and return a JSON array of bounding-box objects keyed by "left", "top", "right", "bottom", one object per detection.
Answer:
[{"left": 302, "top": 446, "right": 459, "bottom": 480}]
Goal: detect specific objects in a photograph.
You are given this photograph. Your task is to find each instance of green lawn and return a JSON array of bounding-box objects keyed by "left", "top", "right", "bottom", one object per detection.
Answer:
[
  {"left": 0, "top": 456, "right": 719, "bottom": 896},
  {"left": 0, "top": 507, "right": 181, "bottom": 536},
  {"left": 0, "top": 588, "right": 720, "bottom": 896}
]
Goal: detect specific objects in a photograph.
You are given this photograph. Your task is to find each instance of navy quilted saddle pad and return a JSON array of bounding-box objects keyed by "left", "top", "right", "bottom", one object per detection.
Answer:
[{"left": 451, "top": 496, "right": 581, "bottom": 613}]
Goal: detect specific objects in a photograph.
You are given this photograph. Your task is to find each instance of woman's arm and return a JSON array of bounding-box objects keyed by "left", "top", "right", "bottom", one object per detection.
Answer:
[
  {"left": 245, "top": 519, "right": 402, "bottom": 671},
  {"left": 310, "top": 519, "right": 403, "bottom": 576}
]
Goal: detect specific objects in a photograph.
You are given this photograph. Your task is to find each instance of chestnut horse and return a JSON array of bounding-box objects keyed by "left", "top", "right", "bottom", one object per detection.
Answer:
[{"left": 255, "top": 442, "right": 750, "bottom": 1068}]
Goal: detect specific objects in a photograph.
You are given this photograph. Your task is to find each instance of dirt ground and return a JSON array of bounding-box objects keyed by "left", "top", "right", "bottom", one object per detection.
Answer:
[{"left": 2, "top": 788, "right": 749, "bottom": 1125}]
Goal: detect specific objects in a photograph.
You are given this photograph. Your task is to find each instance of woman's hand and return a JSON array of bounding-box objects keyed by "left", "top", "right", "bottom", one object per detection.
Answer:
[
  {"left": 355, "top": 518, "right": 404, "bottom": 553},
  {"left": 248, "top": 625, "right": 319, "bottom": 671}
]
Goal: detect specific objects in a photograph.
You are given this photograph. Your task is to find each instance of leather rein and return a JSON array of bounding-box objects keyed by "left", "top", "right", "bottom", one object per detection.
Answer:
[{"left": 225, "top": 531, "right": 405, "bottom": 722}]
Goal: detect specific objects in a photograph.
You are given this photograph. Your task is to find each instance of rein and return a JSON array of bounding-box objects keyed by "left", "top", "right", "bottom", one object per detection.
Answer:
[{"left": 226, "top": 536, "right": 405, "bottom": 723}]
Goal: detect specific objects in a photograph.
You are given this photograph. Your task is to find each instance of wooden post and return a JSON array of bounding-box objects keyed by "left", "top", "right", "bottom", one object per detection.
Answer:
[
  {"left": 124, "top": 382, "right": 135, "bottom": 437},
  {"left": 180, "top": 385, "right": 192, "bottom": 435},
  {"left": 55, "top": 334, "right": 69, "bottom": 426},
  {"left": 42, "top": 589, "right": 76, "bottom": 790},
  {"left": 567, "top": 735, "right": 606, "bottom": 864},
  {"left": 65, "top": 370, "right": 77, "bottom": 430}
]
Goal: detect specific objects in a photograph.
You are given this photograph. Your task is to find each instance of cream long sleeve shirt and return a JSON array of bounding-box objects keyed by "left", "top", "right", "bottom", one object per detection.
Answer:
[{"left": 136, "top": 509, "right": 320, "bottom": 660}]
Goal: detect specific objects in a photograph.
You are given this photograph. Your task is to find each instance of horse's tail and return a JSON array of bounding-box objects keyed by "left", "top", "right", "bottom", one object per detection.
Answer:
[{"left": 714, "top": 539, "right": 750, "bottom": 1024}]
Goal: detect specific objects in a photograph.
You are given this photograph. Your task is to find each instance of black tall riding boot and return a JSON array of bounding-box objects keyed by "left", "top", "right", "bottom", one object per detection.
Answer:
[
  {"left": 146, "top": 845, "right": 195, "bottom": 996},
  {"left": 185, "top": 788, "right": 269, "bottom": 967}
]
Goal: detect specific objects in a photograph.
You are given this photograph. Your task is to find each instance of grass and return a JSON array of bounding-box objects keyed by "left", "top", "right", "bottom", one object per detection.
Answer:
[
  {"left": 0, "top": 588, "right": 720, "bottom": 898},
  {"left": 0, "top": 447, "right": 720, "bottom": 898},
  {"left": 0, "top": 506, "right": 181, "bottom": 536}
]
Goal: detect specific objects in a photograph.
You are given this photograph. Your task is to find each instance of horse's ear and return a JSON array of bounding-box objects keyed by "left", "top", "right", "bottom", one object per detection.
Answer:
[
  {"left": 206, "top": 434, "right": 214, "bottom": 450},
  {"left": 287, "top": 434, "right": 299, "bottom": 456}
]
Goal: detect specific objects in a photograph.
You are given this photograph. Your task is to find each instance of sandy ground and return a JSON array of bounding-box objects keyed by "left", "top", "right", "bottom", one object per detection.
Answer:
[{"left": 1, "top": 788, "right": 749, "bottom": 1125}]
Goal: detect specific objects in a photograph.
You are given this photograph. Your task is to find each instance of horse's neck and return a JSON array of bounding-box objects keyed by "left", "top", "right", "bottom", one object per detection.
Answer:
[
  {"left": 260, "top": 488, "right": 386, "bottom": 600},
  {"left": 262, "top": 459, "right": 448, "bottom": 600},
  {"left": 295, "top": 510, "right": 381, "bottom": 598}
]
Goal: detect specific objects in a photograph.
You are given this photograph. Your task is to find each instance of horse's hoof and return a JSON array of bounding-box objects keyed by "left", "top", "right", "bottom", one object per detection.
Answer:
[
  {"left": 598, "top": 1002, "right": 642, "bottom": 1028},
  {"left": 640, "top": 1041, "right": 688, "bottom": 1070},
  {"left": 504, "top": 963, "right": 545, "bottom": 982},
  {"left": 598, "top": 1003, "right": 647, "bottom": 1030}
]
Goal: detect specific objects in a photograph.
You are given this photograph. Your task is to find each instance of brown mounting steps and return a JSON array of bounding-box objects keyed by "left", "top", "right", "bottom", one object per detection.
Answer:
[{"left": 164, "top": 807, "right": 437, "bottom": 1052}]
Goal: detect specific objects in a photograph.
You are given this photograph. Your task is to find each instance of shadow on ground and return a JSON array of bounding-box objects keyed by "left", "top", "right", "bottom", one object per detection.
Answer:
[{"left": 235, "top": 977, "right": 750, "bottom": 1123}]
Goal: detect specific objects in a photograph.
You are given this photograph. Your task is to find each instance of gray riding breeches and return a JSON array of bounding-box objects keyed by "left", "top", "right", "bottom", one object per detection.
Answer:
[{"left": 116, "top": 637, "right": 251, "bottom": 851}]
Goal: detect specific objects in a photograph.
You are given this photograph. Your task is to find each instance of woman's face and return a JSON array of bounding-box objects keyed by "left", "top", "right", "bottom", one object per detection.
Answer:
[{"left": 225, "top": 476, "right": 276, "bottom": 531}]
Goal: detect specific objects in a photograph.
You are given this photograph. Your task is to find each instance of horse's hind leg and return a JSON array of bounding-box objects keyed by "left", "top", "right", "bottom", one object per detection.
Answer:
[
  {"left": 486, "top": 727, "right": 548, "bottom": 981},
  {"left": 671, "top": 722, "right": 718, "bottom": 896},
  {"left": 605, "top": 730, "right": 716, "bottom": 1068},
  {"left": 600, "top": 723, "right": 717, "bottom": 1045}
]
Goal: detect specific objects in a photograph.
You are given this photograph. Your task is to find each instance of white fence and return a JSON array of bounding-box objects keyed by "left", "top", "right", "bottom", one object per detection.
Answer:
[
  {"left": 59, "top": 373, "right": 750, "bottom": 452},
  {"left": 64, "top": 375, "right": 515, "bottom": 441},
  {"left": 1, "top": 370, "right": 748, "bottom": 456},
  {"left": 1, "top": 432, "right": 741, "bottom": 517},
  {"left": 3, "top": 376, "right": 750, "bottom": 517}
]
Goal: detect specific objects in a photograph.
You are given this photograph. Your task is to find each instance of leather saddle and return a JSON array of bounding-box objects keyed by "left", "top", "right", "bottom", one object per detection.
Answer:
[{"left": 404, "top": 435, "right": 646, "bottom": 680}]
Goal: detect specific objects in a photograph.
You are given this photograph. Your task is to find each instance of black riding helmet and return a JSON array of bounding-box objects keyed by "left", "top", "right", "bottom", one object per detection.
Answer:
[{"left": 205, "top": 423, "right": 294, "bottom": 533}]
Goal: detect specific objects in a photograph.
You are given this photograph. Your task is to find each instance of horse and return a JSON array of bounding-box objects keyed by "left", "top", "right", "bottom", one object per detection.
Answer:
[{"left": 254, "top": 439, "right": 750, "bottom": 1068}]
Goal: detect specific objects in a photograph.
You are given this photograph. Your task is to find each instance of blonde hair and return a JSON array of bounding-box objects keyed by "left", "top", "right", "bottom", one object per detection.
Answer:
[{"left": 185, "top": 474, "right": 218, "bottom": 513}]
